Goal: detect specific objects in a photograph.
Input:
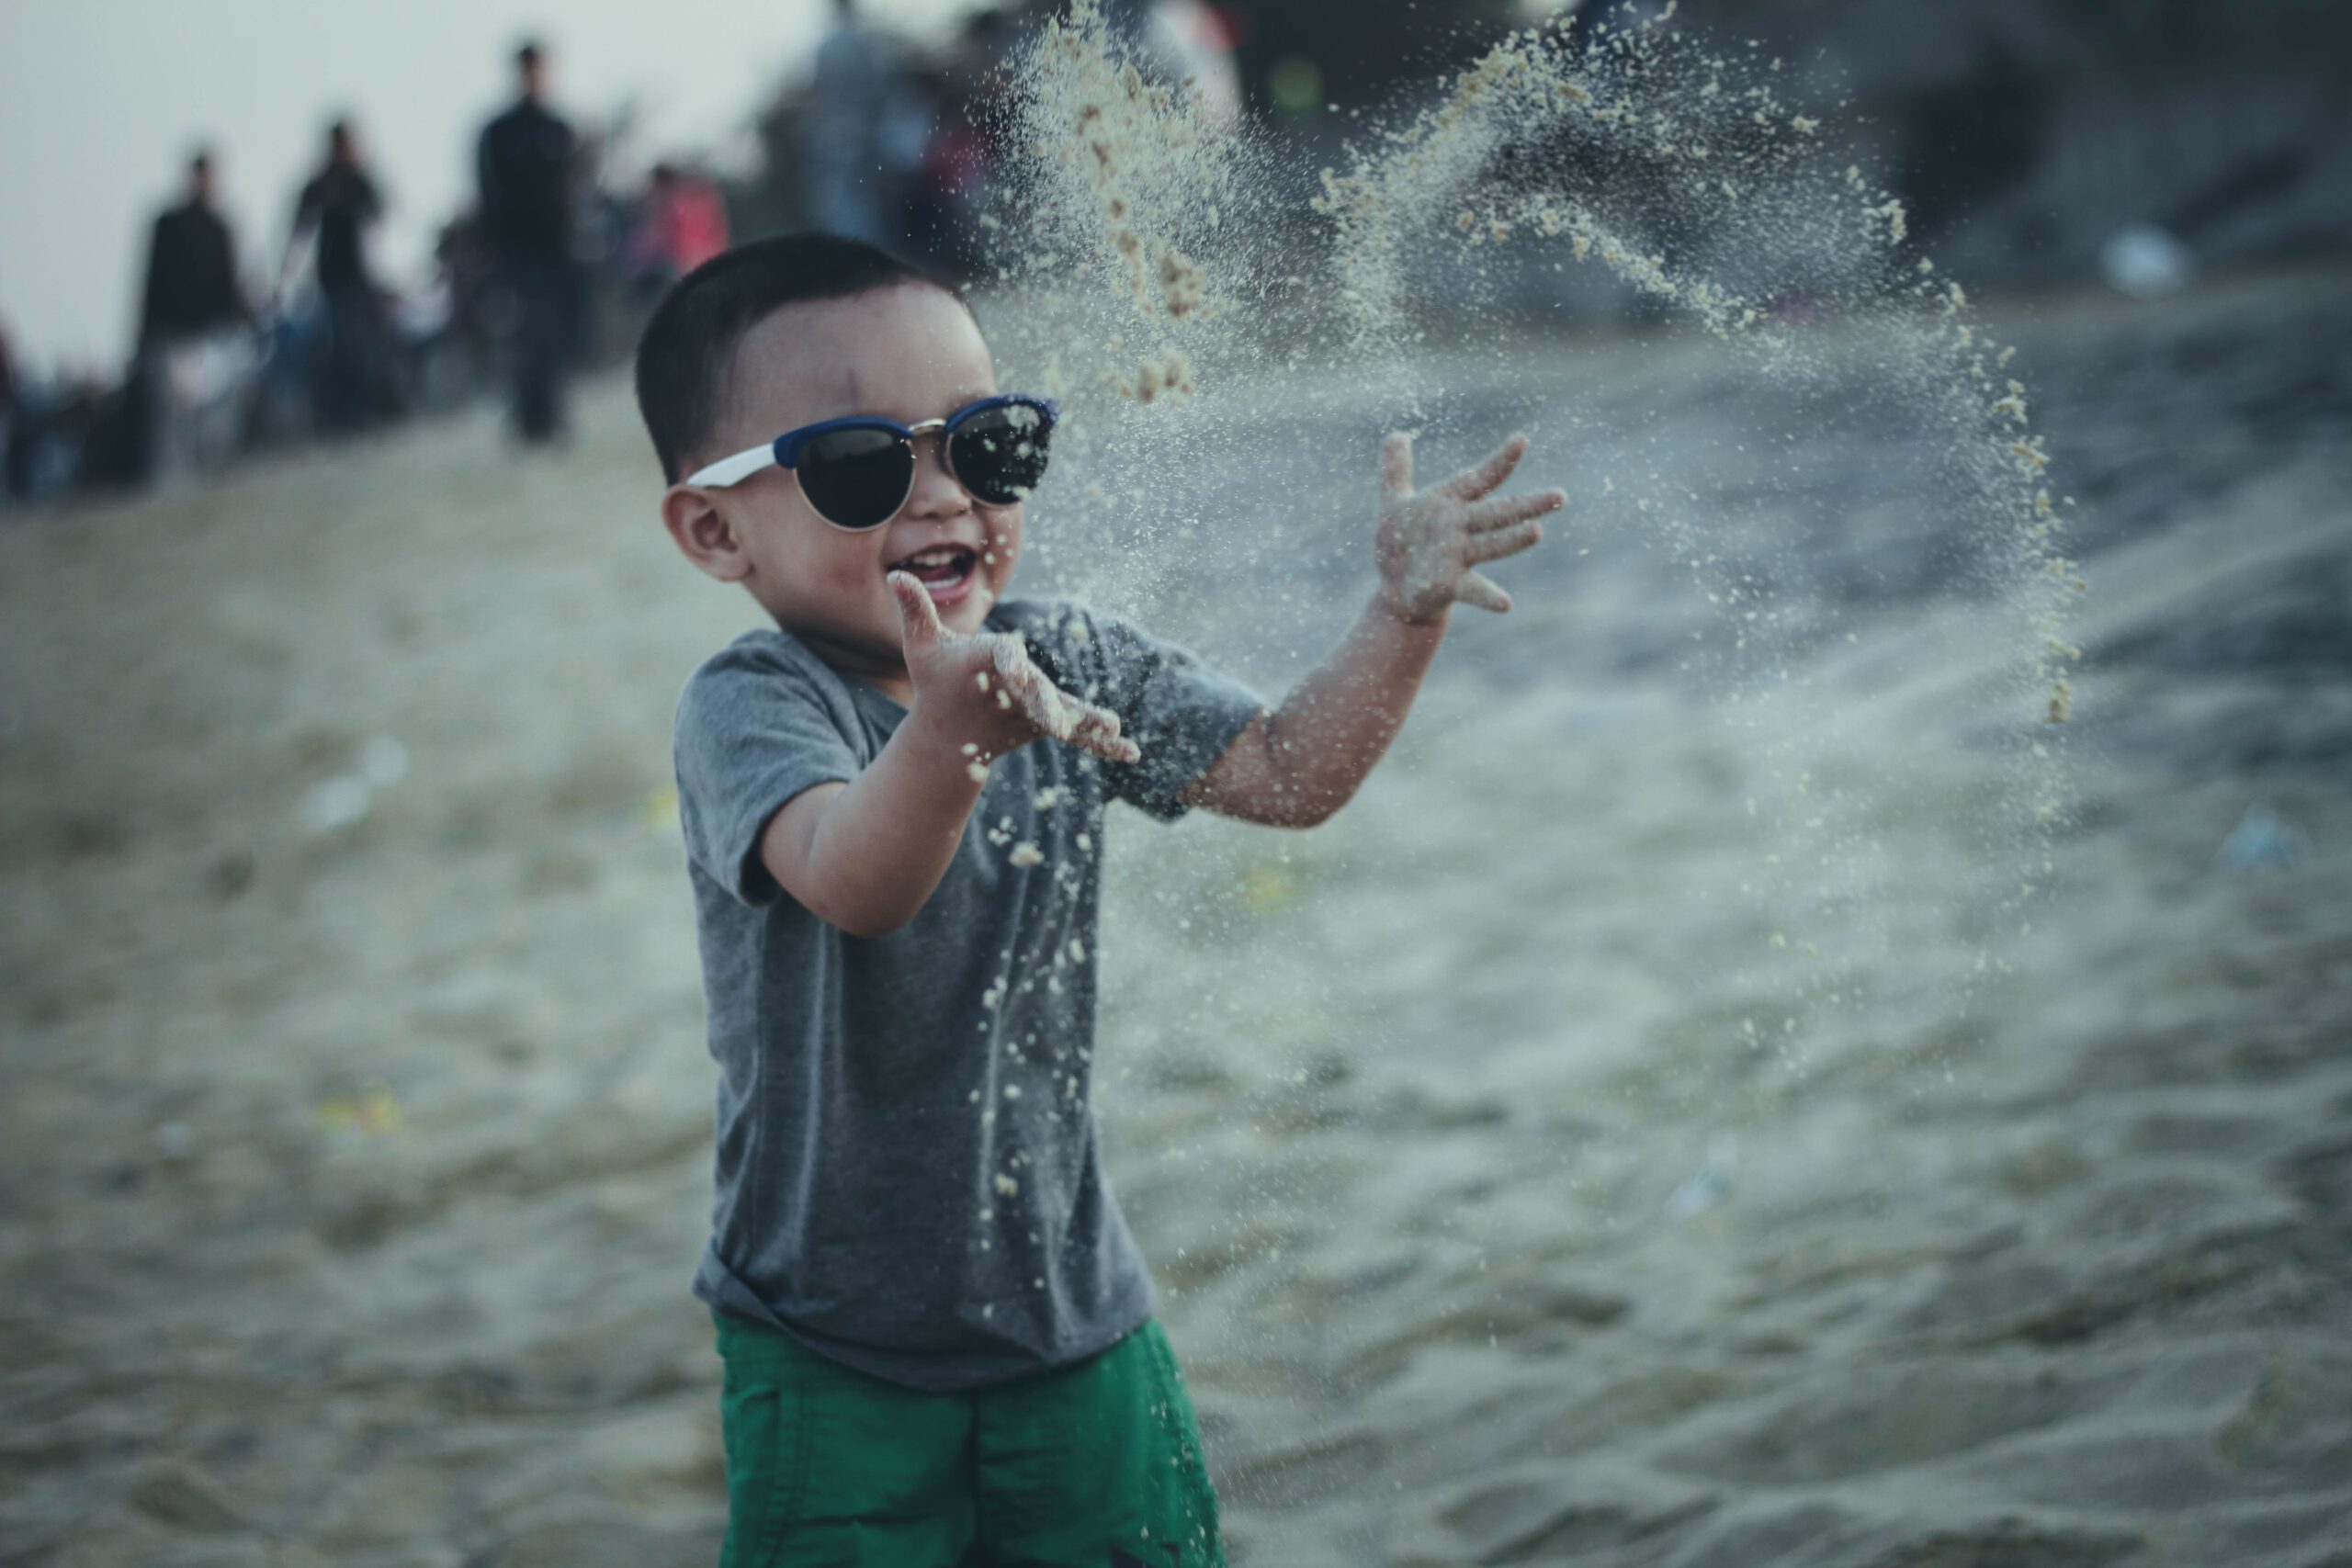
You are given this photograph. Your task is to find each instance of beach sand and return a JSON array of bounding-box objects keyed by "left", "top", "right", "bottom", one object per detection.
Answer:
[{"left": 2, "top": 269, "right": 2347, "bottom": 1567}]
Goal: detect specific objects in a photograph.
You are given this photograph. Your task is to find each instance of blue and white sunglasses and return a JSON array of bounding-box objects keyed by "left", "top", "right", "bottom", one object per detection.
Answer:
[{"left": 684, "top": 393, "right": 1058, "bottom": 530}]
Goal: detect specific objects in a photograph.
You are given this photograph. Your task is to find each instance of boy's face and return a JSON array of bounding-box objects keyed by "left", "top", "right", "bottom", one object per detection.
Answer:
[{"left": 664, "top": 284, "right": 1023, "bottom": 685}]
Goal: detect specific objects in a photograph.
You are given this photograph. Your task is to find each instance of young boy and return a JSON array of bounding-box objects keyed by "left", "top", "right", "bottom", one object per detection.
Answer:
[{"left": 637, "top": 233, "right": 1561, "bottom": 1566}]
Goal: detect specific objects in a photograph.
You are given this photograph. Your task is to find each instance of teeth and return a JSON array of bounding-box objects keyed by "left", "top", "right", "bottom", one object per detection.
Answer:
[{"left": 899, "top": 547, "right": 969, "bottom": 569}]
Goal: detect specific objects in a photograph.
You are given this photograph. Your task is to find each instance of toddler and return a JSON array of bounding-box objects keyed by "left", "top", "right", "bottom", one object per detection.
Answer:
[{"left": 636, "top": 232, "right": 1560, "bottom": 1566}]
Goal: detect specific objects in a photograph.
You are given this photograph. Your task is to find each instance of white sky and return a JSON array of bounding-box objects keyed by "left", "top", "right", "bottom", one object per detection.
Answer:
[{"left": 0, "top": 0, "right": 977, "bottom": 370}]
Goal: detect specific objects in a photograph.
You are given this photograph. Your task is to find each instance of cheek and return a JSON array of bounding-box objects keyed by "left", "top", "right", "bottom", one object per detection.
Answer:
[
  {"left": 806, "top": 536, "right": 890, "bottom": 602},
  {"left": 981, "top": 509, "right": 1023, "bottom": 577}
]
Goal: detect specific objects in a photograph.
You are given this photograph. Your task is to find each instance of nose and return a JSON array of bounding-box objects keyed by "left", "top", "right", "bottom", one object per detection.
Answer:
[{"left": 900, "top": 431, "right": 974, "bottom": 521}]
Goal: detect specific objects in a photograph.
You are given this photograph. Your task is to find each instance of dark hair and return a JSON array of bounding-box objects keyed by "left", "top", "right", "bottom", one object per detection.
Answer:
[
  {"left": 514, "top": 39, "right": 544, "bottom": 72},
  {"left": 633, "top": 232, "right": 963, "bottom": 483}
]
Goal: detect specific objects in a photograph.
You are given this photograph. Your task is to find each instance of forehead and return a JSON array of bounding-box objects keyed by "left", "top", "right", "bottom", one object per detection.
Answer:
[{"left": 720, "top": 284, "right": 997, "bottom": 442}]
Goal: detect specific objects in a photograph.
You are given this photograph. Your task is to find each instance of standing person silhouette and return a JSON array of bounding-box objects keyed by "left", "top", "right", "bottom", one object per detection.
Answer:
[
  {"left": 0, "top": 306, "right": 15, "bottom": 512},
  {"left": 139, "top": 150, "right": 251, "bottom": 353},
  {"left": 281, "top": 118, "right": 390, "bottom": 434},
  {"left": 134, "top": 148, "right": 257, "bottom": 482},
  {"left": 808, "top": 0, "right": 893, "bottom": 243},
  {"left": 477, "top": 39, "right": 578, "bottom": 446}
]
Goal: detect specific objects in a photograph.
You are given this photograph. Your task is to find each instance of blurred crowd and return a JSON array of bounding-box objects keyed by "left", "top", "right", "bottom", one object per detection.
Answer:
[
  {"left": 4, "top": 0, "right": 2338, "bottom": 513},
  {"left": 0, "top": 37, "right": 736, "bottom": 510},
  {"left": 756, "top": 0, "right": 1241, "bottom": 277},
  {"left": 0, "top": 0, "right": 1241, "bottom": 515}
]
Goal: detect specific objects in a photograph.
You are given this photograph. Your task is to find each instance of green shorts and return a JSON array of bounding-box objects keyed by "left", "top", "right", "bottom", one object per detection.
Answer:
[{"left": 714, "top": 1312, "right": 1225, "bottom": 1567}]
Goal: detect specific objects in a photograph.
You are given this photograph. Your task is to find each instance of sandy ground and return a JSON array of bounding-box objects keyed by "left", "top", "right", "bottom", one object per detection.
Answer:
[{"left": 3, "top": 269, "right": 2348, "bottom": 1568}]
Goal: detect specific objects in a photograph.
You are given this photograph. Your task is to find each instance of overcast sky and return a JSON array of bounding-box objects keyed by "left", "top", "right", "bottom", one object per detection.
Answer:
[{"left": 0, "top": 0, "right": 977, "bottom": 369}]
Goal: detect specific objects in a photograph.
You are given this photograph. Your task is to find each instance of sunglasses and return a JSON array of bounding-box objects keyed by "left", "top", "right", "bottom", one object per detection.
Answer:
[{"left": 684, "top": 394, "right": 1058, "bottom": 530}]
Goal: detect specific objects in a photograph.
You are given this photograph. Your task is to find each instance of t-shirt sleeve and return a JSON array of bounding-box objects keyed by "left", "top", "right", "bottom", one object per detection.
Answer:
[
  {"left": 673, "top": 643, "right": 863, "bottom": 908},
  {"left": 1050, "top": 604, "right": 1269, "bottom": 822}
]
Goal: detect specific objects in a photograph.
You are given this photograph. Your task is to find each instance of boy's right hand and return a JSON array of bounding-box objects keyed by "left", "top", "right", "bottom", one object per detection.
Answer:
[{"left": 888, "top": 572, "right": 1141, "bottom": 768}]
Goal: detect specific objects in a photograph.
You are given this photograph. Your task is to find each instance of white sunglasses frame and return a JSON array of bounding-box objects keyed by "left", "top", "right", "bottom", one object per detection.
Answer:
[{"left": 682, "top": 394, "right": 1059, "bottom": 492}]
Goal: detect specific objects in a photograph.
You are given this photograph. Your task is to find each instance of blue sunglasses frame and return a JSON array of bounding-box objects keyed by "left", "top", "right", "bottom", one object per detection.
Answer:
[{"left": 684, "top": 394, "right": 1059, "bottom": 525}]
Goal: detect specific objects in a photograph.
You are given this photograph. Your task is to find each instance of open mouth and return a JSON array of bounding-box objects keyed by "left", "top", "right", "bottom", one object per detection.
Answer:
[{"left": 888, "top": 544, "right": 981, "bottom": 604}]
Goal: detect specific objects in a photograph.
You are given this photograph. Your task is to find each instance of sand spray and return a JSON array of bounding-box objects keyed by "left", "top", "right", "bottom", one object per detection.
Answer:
[{"left": 959, "top": 0, "right": 2082, "bottom": 1357}]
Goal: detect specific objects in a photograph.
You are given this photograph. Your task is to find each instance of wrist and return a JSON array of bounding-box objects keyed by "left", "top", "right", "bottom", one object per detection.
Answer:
[
  {"left": 1373, "top": 582, "right": 1453, "bottom": 631},
  {"left": 899, "top": 705, "right": 994, "bottom": 786}
]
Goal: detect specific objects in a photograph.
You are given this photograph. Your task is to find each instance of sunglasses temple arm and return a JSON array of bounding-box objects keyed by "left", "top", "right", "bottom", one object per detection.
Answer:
[{"left": 684, "top": 446, "right": 779, "bottom": 488}]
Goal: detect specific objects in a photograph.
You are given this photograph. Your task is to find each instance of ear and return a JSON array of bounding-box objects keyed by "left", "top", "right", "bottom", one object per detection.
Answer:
[{"left": 661, "top": 483, "right": 751, "bottom": 582}]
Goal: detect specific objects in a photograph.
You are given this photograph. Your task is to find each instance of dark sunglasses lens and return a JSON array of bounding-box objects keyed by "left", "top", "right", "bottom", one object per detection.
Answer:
[
  {"left": 949, "top": 405, "right": 1053, "bottom": 506},
  {"left": 797, "top": 428, "right": 913, "bottom": 528}
]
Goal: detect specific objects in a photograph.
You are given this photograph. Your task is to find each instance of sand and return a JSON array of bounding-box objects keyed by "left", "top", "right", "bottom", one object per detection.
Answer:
[{"left": 3, "top": 269, "right": 2350, "bottom": 1567}]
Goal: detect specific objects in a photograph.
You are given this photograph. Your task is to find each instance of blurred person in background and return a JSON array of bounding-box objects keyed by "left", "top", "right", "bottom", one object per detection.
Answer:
[
  {"left": 1, "top": 295, "right": 111, "bottom": 504},
  {"left": 138, "top": 150, "right": 252, "bottom": 353},
  {"left": 1139, "top": 0, "right": 1242, "bottom": 127},
  {"left": 478, "top": 39, "right": 580, "bottom": 446},
  {"left": 808, "top": 0, "right": 894, "bottom": 243},
  {"left": 568, "top": 126, "right": 640, "bottom": 365},
  {"left": 432, "top": 215, "right": 501, "bottom": 389},
  {"left": 626, "top": 164, "right": 731, "bottom": 307},
  {"left": 9, "top": 373, "right": 110, "bottom": 502},
  {"left": 0, "top": 307, "right": 15, "bottom": 513},
  {"left": 903, "top": 7, "right": 1019, "bottom": 276},
  {"left": 278, "top": 118, "right": 400, "bottom": 434},
  {"left": 132, "top": 148, "right": 259, "bottom": 484}
]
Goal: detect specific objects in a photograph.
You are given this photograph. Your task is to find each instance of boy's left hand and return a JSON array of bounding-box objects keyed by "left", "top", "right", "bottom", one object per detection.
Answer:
[{"left": 1373, "top": 431, "right": 1565, "bottom": 625}]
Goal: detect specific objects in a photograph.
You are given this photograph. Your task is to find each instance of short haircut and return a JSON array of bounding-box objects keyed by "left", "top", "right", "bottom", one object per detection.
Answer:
[
  {"left": 633, "top": 232, "right": 963, "bottom": 483},
  {"left": 515, "top": 39, "right": 543, "bottom": 72}
]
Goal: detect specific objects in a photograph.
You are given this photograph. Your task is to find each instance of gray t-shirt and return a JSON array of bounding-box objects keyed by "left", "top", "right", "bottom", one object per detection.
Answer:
[{"left": 673, "top": 596, "right": 1266, "bottom": 1391}]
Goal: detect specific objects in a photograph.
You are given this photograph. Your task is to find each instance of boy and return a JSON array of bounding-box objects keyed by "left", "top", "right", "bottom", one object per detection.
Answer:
[{"left": 637, "top": 233, "right": 1560, "bottom": 1566}]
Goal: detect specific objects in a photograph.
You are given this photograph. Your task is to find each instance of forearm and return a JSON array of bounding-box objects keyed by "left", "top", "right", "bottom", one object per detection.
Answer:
[
  {"left": 803, "top": 713, "right": 985, "bottom": 936},
  {"left": 1192, "top": 427, "right": 1554, "bottom": 827},
  {"left": 1260, "top": 590, "right": 1447, "bottom": 821}
]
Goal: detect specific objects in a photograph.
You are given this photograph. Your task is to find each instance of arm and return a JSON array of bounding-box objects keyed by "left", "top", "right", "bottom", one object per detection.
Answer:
[
  {"left": 1183, "top": 431, "right": 1563, "bottom": 828},
  {"left": 476, "top": 125, "right": 503, "bottom": 236},
  {"left": 754, "top": 729, "right": 973, "bottom": 940},
  {"left": 220, "top": 218, "right": 257, "bottom": 333},
  {"left": 275, "top": 186, "right": 319, "bottom": 310},
  {"left": 760, "top": 574, "right": 1139, "bottom": 938},
  {"left": 138, "top": 214, "right": 169, "bottom": 348}
]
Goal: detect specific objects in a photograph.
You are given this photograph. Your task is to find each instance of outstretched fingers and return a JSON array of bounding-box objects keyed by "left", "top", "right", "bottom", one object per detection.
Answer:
[
  {"left": 1019, "top": 682, "right": 1079, "bottom": 743},
  {"left": 1456, "top": 570, "right": 1513, "bottom": 613},
  {"left": 888, "top": 571, "right": 946, "bottom": 648},
  {"left": 1069, "top": 704, "right": 1141, "bottom": 764},
  {"left": 1443, "top": 433, "right": 1532, "bottom": 501},
  {"left": 1379, "top": 431, "right": 1416, "bottom": 503},
  {"left": 1464, "top": 486, "right": 1567, "bottom": 531},
  {"left": 990, "top": 638, "right": 1073, "bottom": 740},
  {"left": 1017, "top": 665, "right": 1136, "bottom": 763},
  {"left": 979, "top": 635, "right": 1136, "bottom": 761},
  {"left": 1464, "top": 518, "right": 1544, "bottom": 565}
]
